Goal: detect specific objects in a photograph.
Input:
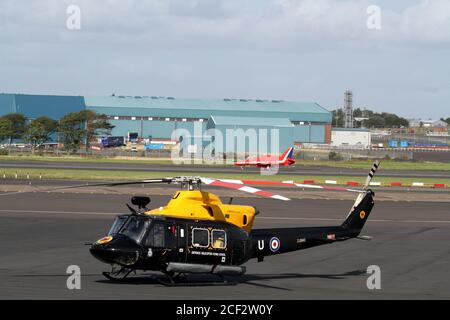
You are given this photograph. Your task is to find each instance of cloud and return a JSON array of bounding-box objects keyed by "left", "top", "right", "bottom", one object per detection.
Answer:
[
  {"left": 398, "top": 0, "right": 450, "bottom": 44},
  {"left": 1, "top": 0, "right": 450, "bottom": 49},
  {"left": 271, "top": 0, "right": 450, "bottom": 47},
  {"left": 0, "top": 0, "right": 449, "bottom": 118}
]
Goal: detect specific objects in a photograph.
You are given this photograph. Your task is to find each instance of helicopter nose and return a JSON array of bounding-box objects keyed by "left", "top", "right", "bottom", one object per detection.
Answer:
[
  {"left": 89, "top": 243, "right": 120, "bottom": 264},
  {"left": 89, "top": 236, "right": 141, "bottom": 265}
]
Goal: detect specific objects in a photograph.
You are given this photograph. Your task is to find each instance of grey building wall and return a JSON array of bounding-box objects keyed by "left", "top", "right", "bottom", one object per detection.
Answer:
[
  {"left": 0, "top": 93, "right": 332, "bottom": 145},
  {"left": 0, "top": 93, "right": 85, "bottom": 119}
]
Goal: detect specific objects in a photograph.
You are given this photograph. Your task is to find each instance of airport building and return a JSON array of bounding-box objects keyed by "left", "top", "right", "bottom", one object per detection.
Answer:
[
  {"left": 331, "top": 128, "right": 371, "bottom": 148},
  {"left": 0, "top": 93, "right": 332, "bottom": 153}
]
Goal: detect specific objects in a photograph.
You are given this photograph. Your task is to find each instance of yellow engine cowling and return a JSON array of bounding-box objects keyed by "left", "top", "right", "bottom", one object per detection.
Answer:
[{"left": 145, "top": 190, "right": 257, "bottom": 233}]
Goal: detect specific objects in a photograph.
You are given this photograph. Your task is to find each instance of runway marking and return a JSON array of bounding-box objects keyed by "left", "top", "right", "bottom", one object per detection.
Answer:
[{"left": 1, "top": 209, "right": 450, "bottom": 224}]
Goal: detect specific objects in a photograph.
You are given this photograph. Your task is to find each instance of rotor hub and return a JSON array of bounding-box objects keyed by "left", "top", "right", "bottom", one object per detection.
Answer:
[{"left": 170, "top": 176, "right": 202, "bottom": 190}]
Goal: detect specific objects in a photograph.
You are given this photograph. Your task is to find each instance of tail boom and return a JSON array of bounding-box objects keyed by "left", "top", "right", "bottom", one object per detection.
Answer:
[{"left": 249, "top": 190, "right": 375, "bottom": 260}]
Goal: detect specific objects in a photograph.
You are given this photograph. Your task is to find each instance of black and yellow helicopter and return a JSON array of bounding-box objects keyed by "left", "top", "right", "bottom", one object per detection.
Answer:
[{"left": 62, "top": 161, "right": 380, "bottom": 285}]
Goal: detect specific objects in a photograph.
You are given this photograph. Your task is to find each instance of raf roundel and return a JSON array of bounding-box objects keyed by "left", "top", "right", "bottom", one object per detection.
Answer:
[
  {"left": 360, "top": 211, "right": 366, "bottom": 219},
  {"left": 96, "top": 236, "right": 113, "bottom": 245},
  {"left": 269, "top": 237, "right": 281, "bottom": 252}
]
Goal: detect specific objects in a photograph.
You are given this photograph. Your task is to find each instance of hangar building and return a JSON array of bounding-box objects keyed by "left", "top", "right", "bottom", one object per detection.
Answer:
[
  {"left": 331, "top": 128, "right": 371, "bottom": 148},
  {"left": 0, "top": 93, "right": 332, "bottom": 153}
]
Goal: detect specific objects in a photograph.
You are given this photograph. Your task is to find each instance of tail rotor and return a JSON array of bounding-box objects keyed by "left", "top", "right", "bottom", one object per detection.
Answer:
[{"left": 363, "top": 160, "right": 381, "bottom": 190}]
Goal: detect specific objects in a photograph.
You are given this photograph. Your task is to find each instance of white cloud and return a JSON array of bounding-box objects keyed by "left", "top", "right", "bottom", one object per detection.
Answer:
[
  {"left": 271, "top": 0, "right": 450, "bottom": 46},
  {"left": 1, "top": 0, "right": 450, "bottom": 48},
  {"left": 0, "top": 0, "right": 449, "bottom": 118},
  {"left": 398, "top": 0, "right": 450, "bottom": 43}
]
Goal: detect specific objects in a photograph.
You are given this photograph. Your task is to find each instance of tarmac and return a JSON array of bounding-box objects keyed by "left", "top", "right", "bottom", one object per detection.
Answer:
[
  {"left": 1, "top": 190, "right": 450, "bottom": 299},
  {"left": 1, "top": 178, "right": 449, "bottom": 202},
  {"left": 2, "top": 159, "right": 450, "bottom": 178}
]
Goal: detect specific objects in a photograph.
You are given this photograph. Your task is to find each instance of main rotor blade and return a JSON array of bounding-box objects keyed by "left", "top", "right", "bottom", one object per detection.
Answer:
[
  {"left": 200, "top": 177, "right": 290, "bottom": 201},
  {"left": 217, "top": 179, "right": 364, "bottom": 193},
  {"left": 0, "top": 178, "right": 172, "bottom": 197},
  {"left": 55, "top": 178, "right": 173, "bottom": 189}
]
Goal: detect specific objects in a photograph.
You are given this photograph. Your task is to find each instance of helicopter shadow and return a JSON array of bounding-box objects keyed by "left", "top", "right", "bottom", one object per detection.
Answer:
[
  {"left": 238, "top": 270, "right": 366, "bottom": 290},
  {"left": 95, "top": 269, "right": 367, "bottom": 290}
]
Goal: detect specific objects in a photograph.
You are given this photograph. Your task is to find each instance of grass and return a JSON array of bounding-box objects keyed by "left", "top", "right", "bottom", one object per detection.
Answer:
[
  {"left": 0, "top": 154, "right": 174, "bottom": 165},
  {"left": 0, "top": 168, "right": 448, "bottom": 187},
  {"left": 2, "top": 154, "right": 450, "bottom": 171},
  {"left": 296, "top": 159, "right": 450, "bottom": 171}
]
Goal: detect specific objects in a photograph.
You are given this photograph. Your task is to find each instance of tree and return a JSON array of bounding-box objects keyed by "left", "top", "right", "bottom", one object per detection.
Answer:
[
  {"left": 381, "top": 112, "right": 409, "bottom": 128},
  {"left": 366, "top": 115, "right": 386, "bottom": 128},
  {"left": 331, "top": 109, "right": 345, "bottom": 127},
  {"left": 25, "top": 116, "right": 58, "bottom": 153},
  {"left": 0, "top": 118, "right": 13, "bottom": 142},
  {"left": 441, "top": 118, "right": 450, "bottom": 126},
  {"left": 0, "top": 113, "right": 27, "bottom": 144},
  {"left": 58, "top": 110, "right": 114, "bottom": 153},
  {"left": 353, "top": 108, "right": 363, "bottom": 118},
  {"left": 80, "top": 110, "right": 114, "bottom": 150},
  {"left": 333, "top": 108, "right": 409, "bottom": 128},
  {"left": 59, "top": 112, "right": 87, "bottom": 153}
]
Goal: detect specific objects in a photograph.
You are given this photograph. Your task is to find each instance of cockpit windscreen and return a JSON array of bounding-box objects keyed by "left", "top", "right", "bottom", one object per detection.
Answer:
[{"left": 108, "top": 215, "right": 150, "bottom": 243}]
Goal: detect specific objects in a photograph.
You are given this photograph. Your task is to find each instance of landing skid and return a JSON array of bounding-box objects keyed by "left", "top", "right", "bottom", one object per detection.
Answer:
[
  {"left": 102, "top": 265, "right": 134, "bottom": 282},
  {"left": 102, "top": 268, "right": 239, "bottom": 286},
  {"left": 157, "top": 272, "right": 238, "bottom": 287}
]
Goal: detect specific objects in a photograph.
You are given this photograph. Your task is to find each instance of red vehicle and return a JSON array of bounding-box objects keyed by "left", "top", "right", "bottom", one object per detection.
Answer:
[{"left": 234, "top": 147, "right": 295, "bottom": 168}]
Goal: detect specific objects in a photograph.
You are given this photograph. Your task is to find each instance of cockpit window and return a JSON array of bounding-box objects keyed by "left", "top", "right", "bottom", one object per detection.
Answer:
[
  {"left": 108, "top": 216, "right": 128, "bottom": 236},
  {"left": 118, "top": 216, "right": 150, "bottom": 243}
]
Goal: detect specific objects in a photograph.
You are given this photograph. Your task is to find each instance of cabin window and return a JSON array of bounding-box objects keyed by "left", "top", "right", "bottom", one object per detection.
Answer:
[
  {"left": 211, "top": 229, "right": 227, "bottom": 249},
  {"left": 145, "top": 222, "right": 165, "bottom": 248},
  {"left": 192, "top": 228, "right": 209, "bottom": 248}
]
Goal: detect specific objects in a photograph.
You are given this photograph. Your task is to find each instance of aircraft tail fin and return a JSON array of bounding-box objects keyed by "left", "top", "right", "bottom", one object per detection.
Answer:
[
  {"left": 279, "top": 147, "right": 294, "bottom": 162},
  {"left": 341, "top": 161, "right": 380, "bottom": 235},
  {"left": 340, "top": 190, "right": 375, "bottom": 236}
]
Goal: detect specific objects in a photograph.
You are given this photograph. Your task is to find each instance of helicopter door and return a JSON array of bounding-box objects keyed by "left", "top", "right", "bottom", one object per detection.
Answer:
[
  {"left": 174, "top": 223, "right": 187, "bottom": 262},
  {"left": 146, "top": 222, "right": 180, "bottom": 260}
]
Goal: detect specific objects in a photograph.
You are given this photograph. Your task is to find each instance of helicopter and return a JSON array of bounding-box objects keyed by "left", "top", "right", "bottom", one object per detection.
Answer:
[
  {"left": 1, "top": 161, "right": 380, "bottom": 285},
  {"left": 74, "top": 161, "right": 379, "bottom": 285}
]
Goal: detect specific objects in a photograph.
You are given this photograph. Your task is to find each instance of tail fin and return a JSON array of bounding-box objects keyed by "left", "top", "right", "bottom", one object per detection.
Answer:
[
  {"left": 341, "top": 190, "right": 375, "bottom": 235},
  {"left": 341, "top": 161, "right": 380, "bottom": 236},
  {"left": 279, "top": 147, "right": 294, "bottom": 161}
]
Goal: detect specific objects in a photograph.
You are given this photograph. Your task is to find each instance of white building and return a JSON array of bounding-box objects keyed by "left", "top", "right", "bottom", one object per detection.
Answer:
[
  {"left": 331, "top": 128, "right": 371, "bottom": 148},
  {"left": 409, "top": 119, "right": 447, "bottom": 128}
]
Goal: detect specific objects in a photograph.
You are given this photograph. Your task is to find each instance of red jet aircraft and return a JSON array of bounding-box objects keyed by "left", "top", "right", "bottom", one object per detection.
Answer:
[{"left": 234, "top": 147, "right": 295, "bottom": 168}]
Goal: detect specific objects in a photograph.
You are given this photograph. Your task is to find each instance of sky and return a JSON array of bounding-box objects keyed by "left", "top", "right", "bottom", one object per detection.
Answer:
[{"left": 0, "top": 0, "right": 449, "bottom": 119}]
